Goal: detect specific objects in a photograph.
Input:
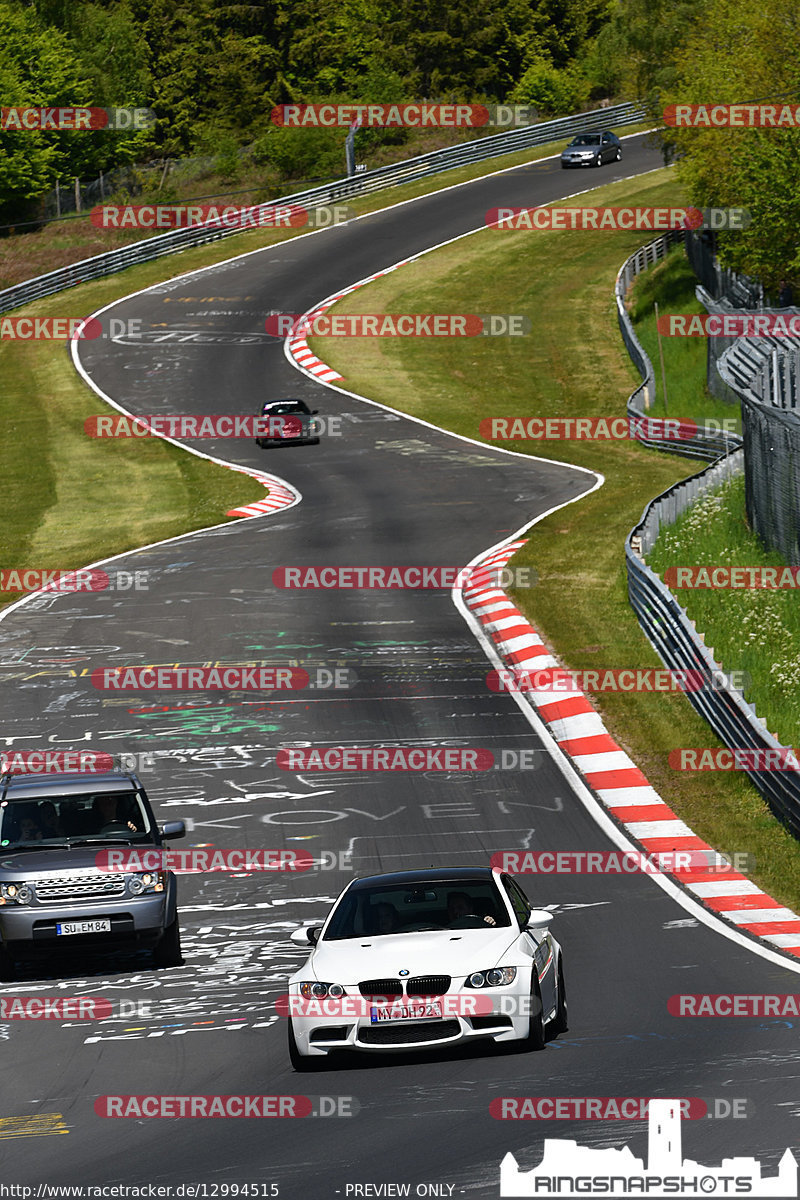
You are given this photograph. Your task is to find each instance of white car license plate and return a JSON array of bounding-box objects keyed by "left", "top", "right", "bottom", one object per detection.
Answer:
[
  {"left": 370, "top": 1001, "right": 443, "bottom": 1024},
  {"left": 56, "top": 919, "right": 112, "bottom": 936}
]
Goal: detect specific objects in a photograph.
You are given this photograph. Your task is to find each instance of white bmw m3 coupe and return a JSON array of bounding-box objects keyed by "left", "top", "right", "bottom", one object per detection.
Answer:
[{"left": 285, "top": 866, "right": 567, "bottom": 1069}]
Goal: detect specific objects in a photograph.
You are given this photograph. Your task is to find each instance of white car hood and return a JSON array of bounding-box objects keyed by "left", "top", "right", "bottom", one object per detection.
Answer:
[{"left": 309, "top": 926, "right": 521, "bottom": 984}]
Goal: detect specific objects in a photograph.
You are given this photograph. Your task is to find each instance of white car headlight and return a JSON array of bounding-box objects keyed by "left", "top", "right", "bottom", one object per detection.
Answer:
[
  {"left": 465, "top": 966, "right": 517, "bottom": 987},
  {"left": 299, "top": 982, "right": 345, "bottom": 998}
]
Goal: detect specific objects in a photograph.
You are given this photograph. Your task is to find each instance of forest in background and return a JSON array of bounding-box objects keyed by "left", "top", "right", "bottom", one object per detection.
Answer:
[{"left": 1, "top": 0, "right": 799, "bottom": 285}]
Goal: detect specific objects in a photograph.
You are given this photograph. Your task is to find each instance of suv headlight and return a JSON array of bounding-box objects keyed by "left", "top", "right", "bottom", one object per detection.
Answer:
[
  {"left": 0, "top": 882, "right": 31, "bottom": 905},
  {"left": 465, "top": 966, "right": 517, "bottom": 988},
  {"left": 299, "top": 982, "right": 345, "bottom": 998},
  {"left": 127, "top": 871, "right": 165, "bottom": 896}
]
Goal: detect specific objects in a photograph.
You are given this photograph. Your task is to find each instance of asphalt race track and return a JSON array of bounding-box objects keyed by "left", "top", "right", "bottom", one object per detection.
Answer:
[{"left": 2, "top": 133, "right": 799, "bottom": 1196}]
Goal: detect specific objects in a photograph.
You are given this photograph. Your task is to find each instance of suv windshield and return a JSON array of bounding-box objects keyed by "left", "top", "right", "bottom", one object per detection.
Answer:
[
  {"left": 324, "top": 880, "right": 511, "bottom": 939},
  {"left": 0, "top": 790, "right": 153, "bottom": 849}
]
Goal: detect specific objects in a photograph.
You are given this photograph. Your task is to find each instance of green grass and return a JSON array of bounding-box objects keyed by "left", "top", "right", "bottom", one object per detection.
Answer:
[
  {"left": 306, "top": 165, "right": 800, "bottom": 913},
  {"left": 628, "top": 247, "right": 741, "bottom": 431},
  {"left": 647, "top": 474, "right": 800, "bottom": 747}
]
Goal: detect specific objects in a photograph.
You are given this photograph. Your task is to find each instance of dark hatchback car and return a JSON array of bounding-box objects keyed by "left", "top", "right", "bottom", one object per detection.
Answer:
[
  {"left": 255, "top": 398, "right": 320, "bottom": 448},
  {"left": 560, "top": 130, "right": 622, "bottom": 168},
  {"left": 0, "top": 769, "right": 185, "bottom": 978}
]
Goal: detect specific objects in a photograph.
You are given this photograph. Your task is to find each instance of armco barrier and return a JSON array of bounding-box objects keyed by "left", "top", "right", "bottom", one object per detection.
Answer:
[
  {"left": 618, "top": 240, "right": 800, "bottom": 835},
  {"left": 615, "top": 230, "right": 742, "bottom": 460},
  {"left": 0, "top": 101, "right": 646, "bottom": 317},
  {"left": 626, "top": 454, "right": 800, "bottom": 838}
]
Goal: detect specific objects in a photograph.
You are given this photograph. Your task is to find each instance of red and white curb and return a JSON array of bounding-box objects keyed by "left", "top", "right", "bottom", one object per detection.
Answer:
[
  {"left": 285, "top": 263, "right": 411, "bottom": 383},
  {"left": 225, "top": 468, "right": 299, "bottom": 519},
  {"left": 462, "top": 540, "right": 800, "bottom": 961}
]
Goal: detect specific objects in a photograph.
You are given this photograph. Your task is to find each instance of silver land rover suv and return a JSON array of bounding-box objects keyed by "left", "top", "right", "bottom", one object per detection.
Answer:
[{"left": 0, "top": 768, "right": 185, "bottom": 978}]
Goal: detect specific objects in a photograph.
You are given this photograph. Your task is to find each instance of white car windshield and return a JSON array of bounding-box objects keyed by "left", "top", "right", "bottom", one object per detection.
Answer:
[{"left": 324, "top": 880, "right": 511, "bottom": 939}]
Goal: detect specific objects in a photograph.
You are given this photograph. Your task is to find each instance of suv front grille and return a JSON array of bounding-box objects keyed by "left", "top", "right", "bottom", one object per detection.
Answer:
[{"left": 34, "top": 874, "right": 127, "bottom": 904}]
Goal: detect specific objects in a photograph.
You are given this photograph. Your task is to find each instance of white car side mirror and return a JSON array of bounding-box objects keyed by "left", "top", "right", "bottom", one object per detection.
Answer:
[
  {"left": 526, "top": 908, "right": 554, "bottom": 930},
  {"left": 290, "top": 926, "right": 321, "bottom": 946}
]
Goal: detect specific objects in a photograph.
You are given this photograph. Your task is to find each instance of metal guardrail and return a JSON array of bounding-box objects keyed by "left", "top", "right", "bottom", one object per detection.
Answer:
[
  {"left": 626, "top": 453, "right": 800, "bottom": 838},
  {"left": 619, "top": 240, "right": 800, "bottom": 835},
  {"left": 615, "top": 231, "right": 743, "bottom": 460},
  {"left": 0, "top": 101, "right": 647, "bottom": 317}
]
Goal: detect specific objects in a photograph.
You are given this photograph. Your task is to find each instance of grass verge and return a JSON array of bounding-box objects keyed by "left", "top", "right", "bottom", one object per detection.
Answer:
[
  {"left": 306, "top": 166, "right": 800, "bottom": 912},
  {"left": 629, "top": 247, "right": 741, "bottom": 432},
  {"left": 647, "top": 473, "right": 800, "bottom": 748}
]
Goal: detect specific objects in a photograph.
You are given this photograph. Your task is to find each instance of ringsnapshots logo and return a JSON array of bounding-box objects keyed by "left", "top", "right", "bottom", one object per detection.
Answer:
[
  {"left": 499, "top": 1098, "right": 796, "bottom": 1197},
  {"left": 270, "top": 103, "right": 538, "bottom": 128},
  {"left": 0, "top": 107, "right": 155, "bottom": 131},
  {"left": 265, "top": 313, "right": 529, "bottom": 337},
  {"left": 90, "top": 203, "right": 352, "bottom": 230},
  {"left": 486, "top": 206, "right": 750, "bottom": 232}
]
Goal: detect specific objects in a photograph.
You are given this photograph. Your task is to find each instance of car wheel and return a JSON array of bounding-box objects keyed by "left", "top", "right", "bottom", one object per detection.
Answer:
[
  {"left": 288, "top": 1020, "right": 316, "bottom": 1072},
  {"left": 593, "top": 155, "right": 602, "bottom": 167},
  {"left": 255, "top": 439, "right": 264, "bottom": 448},
  {"left": 615, "top": 147, "right": 622, "bottom": 161},
  {"left": 549, "top": 958, "right": 568, "bottom": 1038},
  {"left": 153, "top": 916, "right": 183, "bottom": 968},
  {"left": 509, "top": 973, "right": 546, "bottom": 1052}
]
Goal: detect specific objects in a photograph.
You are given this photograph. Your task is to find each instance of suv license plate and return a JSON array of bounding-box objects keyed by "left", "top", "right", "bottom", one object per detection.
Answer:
[{"left": 56, "top": 919, "right": 112, "bottom": 936}]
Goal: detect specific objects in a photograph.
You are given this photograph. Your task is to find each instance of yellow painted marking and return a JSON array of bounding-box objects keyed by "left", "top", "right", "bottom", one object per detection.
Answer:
[{"left": 0, "top": 1113, "right": 69, "bottom": 1139}]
